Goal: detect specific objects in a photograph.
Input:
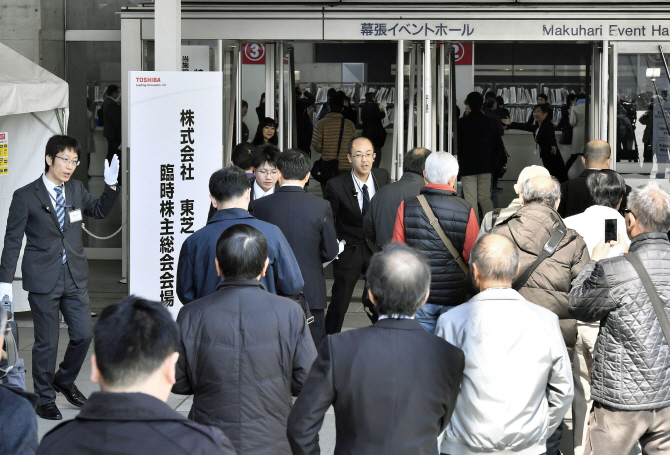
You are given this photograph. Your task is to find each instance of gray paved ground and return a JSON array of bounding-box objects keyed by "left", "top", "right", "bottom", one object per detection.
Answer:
[{"left": 16, "top": 179, "right": 576, "bottom": 454}]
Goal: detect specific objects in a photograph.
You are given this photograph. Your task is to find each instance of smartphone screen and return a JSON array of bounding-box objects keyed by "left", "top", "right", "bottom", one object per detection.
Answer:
[{"left": 605, "top": 219, "right": 617, "bottom": 242}]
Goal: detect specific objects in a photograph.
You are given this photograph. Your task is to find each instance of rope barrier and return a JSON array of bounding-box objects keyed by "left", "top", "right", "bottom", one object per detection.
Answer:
[{"left": 81, "top": 222, "right": 125, "bottom": 240}]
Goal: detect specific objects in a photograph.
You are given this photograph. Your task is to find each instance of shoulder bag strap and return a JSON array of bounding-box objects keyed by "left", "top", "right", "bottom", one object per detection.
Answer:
[
  {"left": 491, "top": 208, "right": 503, "bottom": 227},
  {"left": 336, "top": 116, "right": 345, "bottom": 159},
  {"left": 512, "top": 225, "right": 567, "bottom": 291},
  {"left": 625, "top": 252, "right": 670, "bottom": 347},
  {"left": 417, "top": 195, "right": 469, "bottom": 275}
]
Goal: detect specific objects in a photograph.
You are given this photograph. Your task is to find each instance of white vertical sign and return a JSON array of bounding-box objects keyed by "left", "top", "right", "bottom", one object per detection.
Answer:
[{"left": 129, "top": 71, "right": 222, "bottom": 318}]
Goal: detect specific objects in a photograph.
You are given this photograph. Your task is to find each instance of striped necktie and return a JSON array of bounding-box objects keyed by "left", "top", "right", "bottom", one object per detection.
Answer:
[{"left": 54, "top": 185, "right": 66, "bottom": 263}]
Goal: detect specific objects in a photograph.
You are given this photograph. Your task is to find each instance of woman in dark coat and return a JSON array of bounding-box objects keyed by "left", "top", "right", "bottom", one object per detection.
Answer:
[
  {"left": 360, "top": 92, "right": 386, "bottom": 168},
  {"left": 503, "top": 104, "right": 568, "bottom": 183},
  {"left": 252, "top": 117, "right": 279, "bottom": 146}
]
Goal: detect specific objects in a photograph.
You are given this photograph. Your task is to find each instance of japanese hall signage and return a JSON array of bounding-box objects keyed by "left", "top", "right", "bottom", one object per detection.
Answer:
[
  {"left": 324, "top": 20, "right": 670, "bottom": 41},
  {"left": 128, "top": 71, "right": 222, "bottom": 318}
]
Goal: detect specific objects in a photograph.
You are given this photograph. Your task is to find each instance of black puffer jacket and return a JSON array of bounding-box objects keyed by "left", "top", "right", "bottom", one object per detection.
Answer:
[
  {"left": 569, "top": 232, "right": 670, "bottom": 410},
  {"left": 173, "top": 280, "right": 317, "bottom": 455},
  {"left": 404, "top": 186, "right": 472, "bottom": 306}
]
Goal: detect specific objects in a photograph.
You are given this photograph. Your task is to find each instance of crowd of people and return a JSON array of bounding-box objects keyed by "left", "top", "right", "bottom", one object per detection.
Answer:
[{"left": 1, "top": 92, "right": 670, "bottom": 455}]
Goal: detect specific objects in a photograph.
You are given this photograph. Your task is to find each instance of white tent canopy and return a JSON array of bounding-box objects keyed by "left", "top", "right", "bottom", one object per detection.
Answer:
[
  {"left": 0, "top": 43, "right": 68, "bottom": 117},
  {"left": 0, "top": 42, "right": 69, "bottom": 312}
]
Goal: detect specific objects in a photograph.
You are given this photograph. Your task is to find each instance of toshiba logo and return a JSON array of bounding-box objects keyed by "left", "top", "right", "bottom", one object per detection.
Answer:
[{"left": 136, "top": 77, "right": 161, "bottom": 82}]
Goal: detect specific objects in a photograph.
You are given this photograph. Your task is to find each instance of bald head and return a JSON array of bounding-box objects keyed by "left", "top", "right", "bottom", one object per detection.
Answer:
[
  {"left": 583, "top": 140, "right": 611, "bottom": 168},
  {"left": 470, "top": 234, "right": 520, "bottom": 284},
  {"left": 514, "top": 165, "right": 550, "bottom": 195},
  {"left": 366, "top": 243, "right": 431, "bottom": 317},
  {"left": 521, "top": 175, "right": 561, "bottom": 208},
  {"left": 348, "top": 136, "right": 373, "bottom": 156},
  {"left": 403, "top": 147, "right": 432, "bottom": 176}
]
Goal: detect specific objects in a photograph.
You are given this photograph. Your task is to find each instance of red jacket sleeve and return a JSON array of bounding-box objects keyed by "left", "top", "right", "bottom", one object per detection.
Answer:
[
  {"left": 462, "top": 208, "right": 479, "bottom": 263},
  {"left": 391, "top": 201, "right": 406, "bottom": 243}
]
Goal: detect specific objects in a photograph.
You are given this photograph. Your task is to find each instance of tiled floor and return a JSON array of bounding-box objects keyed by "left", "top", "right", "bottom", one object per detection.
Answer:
[{"left": 18, "top": 178, "right": 577, "bottom": 454}]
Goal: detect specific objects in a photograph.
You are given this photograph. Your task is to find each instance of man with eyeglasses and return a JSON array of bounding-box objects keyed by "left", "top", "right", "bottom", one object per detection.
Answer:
[
  {"left": 323, "top": 136, "right": 389, "bottom": 334},
  {"left": 250, "top": 144, "right": 281, "bottom": 201},
  {"left": 0, "top": 135, "right": 120, "bottom": 420}
]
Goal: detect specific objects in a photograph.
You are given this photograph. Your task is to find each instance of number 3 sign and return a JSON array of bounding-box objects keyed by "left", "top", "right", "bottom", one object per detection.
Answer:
[{"left": 242, "top": 44, "right": 266, "bottom": 64}]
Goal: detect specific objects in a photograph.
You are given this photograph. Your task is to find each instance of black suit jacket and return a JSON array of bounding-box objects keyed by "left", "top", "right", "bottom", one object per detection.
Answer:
[
  {"left": 102, "top": 97, "right": 121, "bottom": 142},
  {"left": 250, "top": 186, "right": 339, "bottom": 310},
  {"left": 324, "top": 168, "right": 390, "bottom": 250},
  {"left": 0, "top": 177, "right": 119, "bottom": 293},
  {"left": 363, "top": 171, "right": 425, "bottom": 249},
  {"left": 287, "top": 318, "right": 465, "bottom": 455},
  {"left": 557, "top": 169, "right": 632, "bottom": 218},
  {"left": 509, "top": 119, "right": 558, "bottom": 158}
]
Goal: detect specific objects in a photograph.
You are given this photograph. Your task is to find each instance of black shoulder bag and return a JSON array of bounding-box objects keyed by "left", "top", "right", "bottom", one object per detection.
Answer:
[
  {"left": 513, "top": 225, "right": 567, "bottom": 291},
  {"left": 625, "top": 252, "right": 670, "bottom": 348},
  {"left": 311, "top": 117, "right": 345, "bottom": 184}
]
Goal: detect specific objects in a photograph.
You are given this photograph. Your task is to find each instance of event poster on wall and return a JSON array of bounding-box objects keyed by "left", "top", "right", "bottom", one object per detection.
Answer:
[{"left": 128, "top": 71, "right": 222, "bottom": 318}]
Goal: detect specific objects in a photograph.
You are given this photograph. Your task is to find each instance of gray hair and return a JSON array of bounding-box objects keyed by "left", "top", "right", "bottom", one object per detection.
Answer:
[
  {"left": 470, "top": 234, "right": 520, "bottom": 282},
  {"left": 627, "top": 181, "right": 670, "bottom": 233},
  {"left": 521, "top": 175, "right": 561, "bottom": 207},
  {"left": 517, "top": 165, "right": 550, "bottom": 186},
  {"left": 366, "top": 243, "right": 431, "bottom": 317},
  {"left": 424, "top": 152, "right": 459, "bottom": 185}
]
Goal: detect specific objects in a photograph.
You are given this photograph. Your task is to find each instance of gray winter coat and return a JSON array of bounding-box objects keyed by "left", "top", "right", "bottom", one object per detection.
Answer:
[
  {"left": 569, "top": 232, "right": 670, "bottom": 410},
  {"left": 173, "top": 280, "right": 317, "bottom": 454}
]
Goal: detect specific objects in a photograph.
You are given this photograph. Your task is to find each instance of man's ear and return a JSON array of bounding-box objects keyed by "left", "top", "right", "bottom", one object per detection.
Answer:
[
  {"left": 581, "top": 156, "right": 585, "bottom": 166},
  {"left": 209, "top": 195, "right": 218, "bottom": 209},
  {"left": 91, "top": 354, "right": 101, "bottom": 384},
  {"left": 554, "top": 198, "right": 561, "bottom": 211},
  {"left": 215, "top": 258, "right": 222, "bottom": 277},
  {"left": 347, "top": 154, "right": 353, "bottom": 164},
  {"left": 261, "top": 257, "right": 269, "bottom": 277},
  {"left": 367, "top": 288, "right": 376, "bottom": 305},
  {"left": 45, "top": 155, "right": 53, "bottom": 168},
  {"left": 164, "top": 352, "right": 179, "bottom": 386}
]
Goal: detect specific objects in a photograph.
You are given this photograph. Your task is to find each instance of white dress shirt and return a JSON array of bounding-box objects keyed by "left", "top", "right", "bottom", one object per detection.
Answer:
[
  {"left": 563, "top": 205, "right": 630, "bottom": 257},
  {"left": 42, "top": 174, "right": 65, "bottom": 205},
  {"left": 351, "top": 171, "right": 376, "bottom": 212},
  {"left": 253, "top": 180, "right": 275, "bottom": 200}
]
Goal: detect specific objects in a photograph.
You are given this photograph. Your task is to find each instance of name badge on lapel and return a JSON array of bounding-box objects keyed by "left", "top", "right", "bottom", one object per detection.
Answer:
[{"left": 69, "top": 209, "right": 83, "bottom": 223}]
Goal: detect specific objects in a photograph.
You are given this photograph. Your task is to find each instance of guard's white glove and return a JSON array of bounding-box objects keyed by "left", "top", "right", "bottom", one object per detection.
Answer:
[
  {"left": 0, "top": 282, "right": 13, "bottom": 303},
  {"left": 104, "top": 154, "right": 119, "bottom": 186}
]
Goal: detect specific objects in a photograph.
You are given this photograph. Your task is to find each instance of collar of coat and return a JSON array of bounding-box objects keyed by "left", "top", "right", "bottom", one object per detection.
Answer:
[
  {"left": 629, "top": 231, "right": 670, "bottom": 250},
  {"left": 207, "top": 207, "right": 253, "bottom": 225},
  {"left": 215, "top": 279, "right": 266, "bottom": 291},
  {"left": 372, "top": 317, "right": 426, "bottom": 331},
  {"left": 76, "top": 392, "right": 186, "bottom": 422}
]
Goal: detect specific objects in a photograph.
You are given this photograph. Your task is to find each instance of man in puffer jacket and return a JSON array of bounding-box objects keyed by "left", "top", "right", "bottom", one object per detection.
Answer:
[
  {"left": 569, "top": 181, "right": 670, "bottom": 455},
  {"left": 492, "top": 175, "right": 589, "bottom": 455},
  {"left": 173, "top": 224, "right": 317, "bottom": 455}
]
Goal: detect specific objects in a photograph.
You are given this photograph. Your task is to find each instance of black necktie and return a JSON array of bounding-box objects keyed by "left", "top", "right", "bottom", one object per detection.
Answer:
[{"left": 362, "top": 185, "right": 370, "bottom": 217}]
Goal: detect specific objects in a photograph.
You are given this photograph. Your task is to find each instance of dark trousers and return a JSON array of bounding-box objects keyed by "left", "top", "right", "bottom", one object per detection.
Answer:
[
  {"left": 309, "top": 309, "right": 325, "bottom": 348},
  {"left": 541, "top": 151, "right": 568, "bottom": 183},
  {"left": 325, "top": 244, "right": 373, "bottom": 334},
  {"left": 106, "top": 138, "right": 121, "bottom": 184},
  {"left": 28, "top": 263, "right": 92, "bottom": 405},
  {"left": 546, "top": 420, "right": 563, "bottom": 455}
]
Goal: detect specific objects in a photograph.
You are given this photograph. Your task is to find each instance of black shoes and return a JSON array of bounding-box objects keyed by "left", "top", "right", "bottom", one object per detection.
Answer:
[
  {"left": 52, "top": 382, "right": 87, "bottom": 407},
  {"left": 36, "top": 403, "right": 63, "bottom": 420}
]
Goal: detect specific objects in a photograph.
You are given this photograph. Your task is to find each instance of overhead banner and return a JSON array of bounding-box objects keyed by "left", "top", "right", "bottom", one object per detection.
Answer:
[
  {"left": 129, "top": 71, "right": 222, "bottom": 318},
  {"left": 324, "top": 20, "right": 670, "bottom": 41}
]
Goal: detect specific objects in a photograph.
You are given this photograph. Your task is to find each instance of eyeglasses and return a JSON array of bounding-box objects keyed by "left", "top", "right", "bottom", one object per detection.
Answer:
[
  {"left": 351, "top": 153, "right": 374, "bottom": 160},
  {"left": 255, "top": 169, "right": 278, "bottom": 176},
  {"left": 624, "top": 209, "right": 636, "bottom": 217},
  {"left": 54, "top": 156, "right": 80, "bottom": 167}
]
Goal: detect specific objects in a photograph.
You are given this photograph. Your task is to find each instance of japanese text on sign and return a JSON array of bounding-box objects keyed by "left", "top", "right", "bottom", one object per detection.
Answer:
[
  {"left": 360, "top": 22, "right": 474, "bottom": 37},
  {"left": 159, "top": 164, "right": 175, "bottom": 306}
]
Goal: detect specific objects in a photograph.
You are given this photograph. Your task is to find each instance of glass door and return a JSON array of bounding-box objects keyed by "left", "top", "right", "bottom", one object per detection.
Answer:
[{"left": 614, "top": 42, "right": 670, "bottom": 187}]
